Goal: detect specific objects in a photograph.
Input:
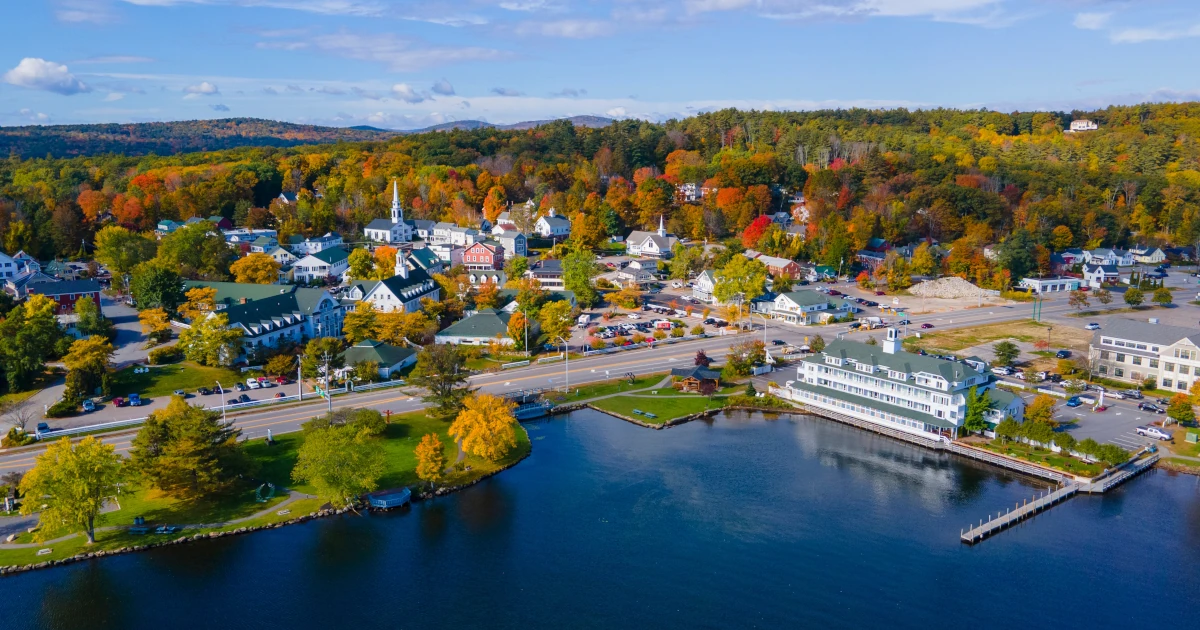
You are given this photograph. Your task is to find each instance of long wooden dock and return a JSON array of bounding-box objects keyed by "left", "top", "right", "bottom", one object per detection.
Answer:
[{"left": 961, "top": 452, "right": 1160, "bottom": 545}]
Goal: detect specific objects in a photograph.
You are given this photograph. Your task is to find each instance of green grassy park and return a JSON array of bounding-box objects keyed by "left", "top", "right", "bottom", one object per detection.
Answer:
[
  {"left": 977, "top": 440, "right": 1106, "bottom": 477},
  {"left": 110, "top": 362, "right": 246, "bottom": 399},
  {"left": 589, "top": 393, "right": 727, "bottom": 425}
]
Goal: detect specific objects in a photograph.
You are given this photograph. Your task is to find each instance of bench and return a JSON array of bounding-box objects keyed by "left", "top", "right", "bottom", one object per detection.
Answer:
[
  {"left": 643, "top": 412, "right": 658, "bottom": 419},
  {"left": 632, "top": 409, "right": 645, "bottom": 416},
  {"left": 128, "top": 526, "right": 151, "bottom": 535}
]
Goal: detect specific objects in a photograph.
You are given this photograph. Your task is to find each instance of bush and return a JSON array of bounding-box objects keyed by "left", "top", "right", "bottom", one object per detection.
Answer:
[
  {"left": 653, "top": 330, "right": 667, "bottom": 340},
  {"left": 670, "top": 327, "right": 684, "bottom": 338},
  {"left": 689, "top": 325, "right": 705, "bottom": 335},
  {"left": 725, "top": 394, "right": 790, "bottom": 409},
  {"left": 589, "top": 338, "right": 606, "bottom": 351},
  {"left": 45, "top": 399, "right": 78, "bottom": 418},
  {"left": 2, "top": 427, "right": 36, "bottom": 448},
  {"left": 147, "top": 344, "right": 184, "bottom": 365}
]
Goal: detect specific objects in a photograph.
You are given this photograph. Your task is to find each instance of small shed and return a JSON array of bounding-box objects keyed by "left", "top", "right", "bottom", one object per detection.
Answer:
[
  {"left": 367, "top": 487, "right": 412, "bottom": 509},
  {"left": 670, "top": 365, "right": 721, "bottom": 393}
]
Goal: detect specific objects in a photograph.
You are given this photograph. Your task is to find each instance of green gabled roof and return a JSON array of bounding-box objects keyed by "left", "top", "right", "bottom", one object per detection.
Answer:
[
  {"left": 495, "top": 289, "right": 575, "bottom": 308},
  {"left": 789, "top": 379, "right": 957, "bottom": 429},
  {"left": 804, "top": 339, "right": 983, "bottom": 384},
  {"left": 184, "top": 280, "right": 293, "bottom": 307},
  {"left": 780, "top": 290, "right": 830, "bottom": 307},
  {"left": 408, "top": 248, "right": 441, "bottom": 269},
  {"left": 436, "top": 308, "right": 512, "bottom": 340},
  {"left": 341, "top": 339, "right": 416, "bottom": 368},
  {"left": 306, "top": 247, "right": 350, "bottom": 264},
  {"left": 251, "top": 236, "right": 275, "bottom": 246}
]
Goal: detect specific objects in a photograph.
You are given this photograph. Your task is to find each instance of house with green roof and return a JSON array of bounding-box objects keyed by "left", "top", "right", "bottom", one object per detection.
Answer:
[
  {"left": 186, "top": 281, "right": 346, "bottom": 347},
  {"left": 293, "top": 246, "right": 350, "bottom": 284},
  {"left": 341, "top": 250, "right": 440, "bottom": 313},
  {"left": 339, "top": 339, "right": 417, "bottom": 379},
  {"left": 434, "top": 308, "right": 514, "bottom": 346},
  {"left": 782, "top": 328, "right": 1024, "bottom": 439},
  {"left": 407, "top": 247, "right": 444, "bottom": 275},
  {"left": 805, "top": 265, "right": 838, "bottom": 282}
]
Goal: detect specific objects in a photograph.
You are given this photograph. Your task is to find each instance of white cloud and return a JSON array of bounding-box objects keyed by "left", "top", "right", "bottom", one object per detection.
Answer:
[
  {"left": 3, "top": 58, "right": 91, "bottom": 95},
  {"left": 211, "top": 103, "right": 231, "bottom": 111},
  {"left": 552, "top": 87, "right": 587, "bottom": 97},
  {"left": 491, "top": 87, "right": 523, "bottom": 96},
  {"left": 1110, "top": 23, "right": 1200, "bottom": 44},
  {"left": 498, "top": 0, "right": 564, "bottom": 11},
  {"left": 1073, "top": 12, "right": 1111, "bottom": 31},
  {"left": 432, "top": 78, "right": 455, "bottom": 96},
  {"left": 392, "top": 83, "right": 426, "bottom": 103},
  {"left": 515, "top": 19, "right": 615, "bottom": 38},
  {"left": 262, "top": 31, "right": 509, "bottom": 71},
  {"left": 55, "top": 0, "right": 117, "bottom": 23},
  {"left": 684, "top": 0, "right": 1008, "bottom": 24},
  {"left": 605, "top": 106, "right": 627, "bottom": 118},
  {"left": 183, "top": 81, "right": 220, "bottom": 98},
  {"left": 120, "top": 0, "right": 388, "bottom": 18},
  {"left": 104, "top": 92, "right": 125, "bottom": 101}
]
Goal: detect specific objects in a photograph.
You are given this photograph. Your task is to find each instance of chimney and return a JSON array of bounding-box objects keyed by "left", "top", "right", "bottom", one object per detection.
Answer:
[
  {"left": 239, "top": 297, "right": 248, "bottom": 305},
  {"left": 394, "top": 249, "right": 409, "bottom": 279},
  {"left": 882, "top": 327, "right": 901, "bottom": 354}
]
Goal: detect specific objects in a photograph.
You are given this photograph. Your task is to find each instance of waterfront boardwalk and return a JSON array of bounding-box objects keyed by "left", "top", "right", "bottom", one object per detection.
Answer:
[{"left": 961, "top": 451, "right": 1160, "bottom": 544}]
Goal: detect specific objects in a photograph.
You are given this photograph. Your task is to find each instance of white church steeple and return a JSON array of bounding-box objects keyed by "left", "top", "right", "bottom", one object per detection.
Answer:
[
  {"left": 391, "top": 180, "right": 402, "bottom": 224},
  {"left": 394, "top": 248, "right": 409, "bottom": 279},
  {"left": 657, "top": 215, "right": 666, "bottom": 237}
]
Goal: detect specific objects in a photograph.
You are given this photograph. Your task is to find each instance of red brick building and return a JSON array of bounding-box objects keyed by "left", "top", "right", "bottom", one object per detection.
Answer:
[
  {"left": 27, "top": 279, "right": 103, "bottom": 314},
  {"left": 463, "top": 240, "right": 505, "bottom": 271}
]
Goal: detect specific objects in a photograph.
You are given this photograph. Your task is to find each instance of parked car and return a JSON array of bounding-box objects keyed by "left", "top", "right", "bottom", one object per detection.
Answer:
[
  {"left": 235, "top": 382, "right": 247, "bottom": 392},
  {"left": 771, "top": 339, "right": 786, "bottom": 346},
  {"left": 1055, "top": 350, "right": 1071, "bottom": 359},
  {"left": 991, "top": 366, "right": 1012, "bottom": 375},
  {"left": 1066, "top": 397, "right": 1082, "bottom": 407},
  {"left": 1048, "top": 374, "right": 1063, "bottom": 383},
  {"left": 113, "top": 397, "right": 125, "bottom": 407},
  {"left": 246, "top": 378, "right": 261, "bottom": 390},
  {"left": 36, "top": 422, "right": 50, "bottom": 433},
  {"left": 897, "top": 319, "right": 911, "bottom": 325},
  {"left": 197, "top": 387, "right": 211, "bottom": 395},
  {"left": 1138, "top": 402, "right": 1165, "bottom": 414},
  {"left": 82, "top": 399, "right": 96, "bottom": 412},
  {"left": 128, "top": 393, "right": 142, "bottom": 407},
  {"left": 1122, "top": 389, "right": 1143, "bottom": 400},
  {"left": 228, "top": 398, "right": 240, "bottom": 406},
  {"left": 274, "top": 392, "right": 285, "bottom": 399},
  {"left": 921, "top": 323, "right": 934, "bottom": 329},
  {"left": 627, "top": 313, "right": 640, "bottom": 320},
  {"left": 173, "top": 389, "right": 186, "bottom": 397},
  {"left": 1085, "top": 323, "right": 1100, "bottom": 330},
  {"left": 274, "top": 376, "right": 289, "bottom": 385},
  {"left": 1086, "top": 384, "right": 1106, "bottom": 393},
  {"left": 1156, "top": 397, "right": 1171, "bottom": 405},
  {"left": 1110, "top": 391, "right": 1127, "bottom": 400},
  {"left": 874, "top": 291, "right": 886, "bottom": 296},
  {"left": 237, "top": 394, "right": 251, "bottom": 403},
  {"left": 1136, "top": 425, "right": 1171, "bottom": 441}
]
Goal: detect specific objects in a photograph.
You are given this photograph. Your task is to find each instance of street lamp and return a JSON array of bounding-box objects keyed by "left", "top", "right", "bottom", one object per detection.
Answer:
[
  {"left": 215, "top": 381, "right": 226, "bottom": 424},
  {"left": 554, "top": 335, "right": 569, "bottom": 393}
]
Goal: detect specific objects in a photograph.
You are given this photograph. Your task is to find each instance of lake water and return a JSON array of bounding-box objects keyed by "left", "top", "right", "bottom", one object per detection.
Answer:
[{"left": 5, "top": 409, "right": 1200, "bottom": 629}]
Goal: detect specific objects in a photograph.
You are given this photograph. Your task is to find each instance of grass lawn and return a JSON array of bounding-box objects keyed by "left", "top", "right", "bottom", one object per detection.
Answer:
[
  {"left": 1, "top": 408, "right": 533, "bottom": 568},
  {"left": 978, "top": 440, "right": 1106, "bottom": 477},
  {"left": 547, "top": 374, "right": 667, "bottom": 404},
  {"left": 244, "top": 409, "right": 531, "bottom": 494},
  {"left": 1163, "top": 426, "right": 1200, "bottom": 458},
  {"left": 590, "top": 392, "right": 727, "bottom": 425},
  {"left": 904, "top": 320, "right": 1093, "bottom": 354},
  {"left": 110, "top": 362, "right": 245, "bottom": 399}
]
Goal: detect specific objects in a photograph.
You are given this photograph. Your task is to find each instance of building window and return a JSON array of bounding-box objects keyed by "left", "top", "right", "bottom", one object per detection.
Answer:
[
  {"left": 1132, "top": 357, "right": 1142, "bottom": 366},
  {"left": 1098, "top": 366, "right": 1108, "bottom": 375},
  {"left": 1181, "top": 381, "right": 1191, "bottom": 391},
  {"left": 1115, "top": 353, "right": 1126, "bottom": 363},
  {"left": 1150, "top": 359, "right": 1159, "bottom": 369},
  {"left": 1165, "top": 362, "right": 1175, "bottom": 372},
  {"left": 1181, "top": 366, "right": 1191, "bottom": 376},
  {"left": 1115, "top": 368, "right": 1124, "bottom": 378},
  {"left": 1100, "top": 351, "right": 1110, "bottom": 360}
]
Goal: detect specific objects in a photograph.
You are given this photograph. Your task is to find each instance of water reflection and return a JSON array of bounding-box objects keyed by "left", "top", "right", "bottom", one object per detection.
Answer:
[
  {"left": 304, "top": 513, "right": 387, "bottom": 576},
  {"left": 37, "top": 563, "right": 130, "bottom": 630}
]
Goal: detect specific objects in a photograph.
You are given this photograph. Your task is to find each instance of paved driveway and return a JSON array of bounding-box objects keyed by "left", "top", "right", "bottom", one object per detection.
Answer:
[{"left": 103, "top": 296, "right": 153, "bottom": 367}]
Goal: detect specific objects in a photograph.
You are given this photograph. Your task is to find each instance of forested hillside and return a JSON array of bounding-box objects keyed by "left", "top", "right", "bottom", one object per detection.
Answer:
[
  {"left": 0, "top": 118, "right": 399, "bottom": 158},
  {"left": 3, "top": 104, "right": 1200, "bottom": 288}
]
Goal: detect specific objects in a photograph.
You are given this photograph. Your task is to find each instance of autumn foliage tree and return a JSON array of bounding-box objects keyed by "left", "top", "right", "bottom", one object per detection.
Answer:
[
  {"left": 415, "top": 433, "right": 447, "bottom": 488},
  {"left": 230, "top": 252, "right": 281, "bottom": 284},
  {"left": 742, "top": 215, "right": 773, "bottom": 248},
  {"left": 449, "top": 393, "right": 520, "bottom": 462}
]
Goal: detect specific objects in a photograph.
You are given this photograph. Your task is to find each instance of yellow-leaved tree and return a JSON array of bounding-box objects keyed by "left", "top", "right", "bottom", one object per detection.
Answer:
[
  {"left": 138, "top": 307, "right": 174, "bottom": 344},
  {"left": 20, "top": 437, "right": 123, "bottom": 544},
  {"left": 414, "top": 432, "right": 447, "bottom": 489},
  {"left": 178, "top": 286, "right": 217, "bottom": 323},
  {"left": 230, "top": 252, "right": 281, "bottom": 284},
  {"left": 449, "top": 393, "right": 519, "bottom": 462}
]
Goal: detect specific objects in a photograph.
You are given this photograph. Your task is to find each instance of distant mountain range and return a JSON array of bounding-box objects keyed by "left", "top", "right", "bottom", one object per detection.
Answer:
[{"left": 0, "top": 115, "right": 616, "bottom": 159}]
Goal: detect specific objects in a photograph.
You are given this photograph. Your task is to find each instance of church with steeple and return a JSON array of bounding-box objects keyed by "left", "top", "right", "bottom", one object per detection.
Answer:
[
  {"left": 363, "top": 181, "right": 414, "bottom": 244},
  {"left": 625, "top": 215, "right": 680, "bottom": 259}
]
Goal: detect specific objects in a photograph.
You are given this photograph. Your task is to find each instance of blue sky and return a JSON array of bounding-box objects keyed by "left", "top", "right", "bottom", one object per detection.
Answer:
[{"left": 3, "top": 1, "right": 1200, "bottom": 129}]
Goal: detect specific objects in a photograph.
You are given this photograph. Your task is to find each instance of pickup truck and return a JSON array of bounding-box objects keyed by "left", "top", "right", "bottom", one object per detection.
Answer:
[{"left": 1136, "top": 425, "right": 1171, "bottom": 441}]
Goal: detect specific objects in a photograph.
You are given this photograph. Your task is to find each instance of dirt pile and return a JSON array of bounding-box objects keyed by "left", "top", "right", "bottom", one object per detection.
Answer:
[{"left": 909, "top": 276, "right": 988, "bottom": 299}]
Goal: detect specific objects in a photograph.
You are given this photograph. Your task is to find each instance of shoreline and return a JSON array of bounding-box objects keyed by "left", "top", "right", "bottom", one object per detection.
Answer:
[{"left": 0, "top": 425, "right": 533, "bottom": 577}]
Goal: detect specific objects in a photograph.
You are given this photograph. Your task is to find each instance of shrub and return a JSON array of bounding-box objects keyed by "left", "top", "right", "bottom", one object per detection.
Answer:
[
  {"left": 631, "top": 333, "right": 647, "bottom": 344},
  {"left": 653, "top": 330, "right": 667, "bottom": 340},
  {"left": 589, "top": 338, "right": 606, "bottom": 351},
  {"left": 147, "top": 344, "right": 184, "bottom": 365},
  {"left": 2, "top": 427, "right": 36, "bottom": 448},
  {"left": 690, "top": 325, "right": 705, "bottom": 336},
  {"left": 670, "top": 327, "right": 684, "bottom": 338},
  {"left": 45, "top": 399, "right": 78, "bottom": 418},
  {"left": 725, "top": 394, "right": 790, "bottom": 409}
]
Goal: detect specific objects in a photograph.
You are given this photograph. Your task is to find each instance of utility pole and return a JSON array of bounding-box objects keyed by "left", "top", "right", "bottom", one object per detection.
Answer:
[
  {"left": 215, "top": 381, "right": 226, "bottom": 424},
  {"left": 555, "top": 335, "right": 569, "bottom": 393},
  {"left": 323, "top": 351, "right": 333, "bottom": 416}
]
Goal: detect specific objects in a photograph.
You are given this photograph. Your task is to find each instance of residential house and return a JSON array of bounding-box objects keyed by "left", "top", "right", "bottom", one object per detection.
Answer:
[
  {"left": 289, "top": 232, "right": 344, "bottom": 256},
  {"left": 982, "top": 245, "right": 1000, "bottom": 261},
  {"left": 497, "top": 289, "right": 576, "bottom": 312},
  {"left": 293, "top": 247, "right": 351, "bottom": 284},
  {"left": 409, "top": 219, "right": 436, "bottom": 241},
  {"left": 753, "top": 254, "right": 803, "bottom": 278},
  {"left": 779, "top": 329, "right": 1025, "bottom": 439},
  {"left": 671, "top": 365, "right": 720, "bottom": 393},
  {"left": 250, "top": 235, "right": 278, "bottom": 253},
  {"left": 615, "top": 265, "right": 656, "bottom": 286},
  {"left": 1083, "top": 248, "right": 1134, "bottom": 267},
  {"left": 1129, "top": 246, "right": 1167, "bottom": 265},
  {"left": 855, "top": 250, "right": 888, "bottom": 272},
  {"left": 692, "top": 270, "right": 718, "bottom": 304},
  {"left": 805, "top": 265, "right": 838, "bottom": 282},
  {"left": 340, "top": 339, "right": 417, "bottom": 379},
  {"left": 1059, "top": 248, "right": 1085, "bottom": 266},
  {"left": 278, "top": 191, "right": 298, "bottom": 205},
  {"left": 534, "top": 209, "right": 572, "bottom": 240},
  {"left": 5, "top": 270, "right": 58, "bottom": 299},
  {"left": 186, "top": 281, "right": 346, "bottom": 343},
  {"left": 498, "top": 233, "right": 528, "bottom": 258},
  {"left": 625, "top": 217, "right": 679, "bottom": 259},
  {"left": 467, "top": 270, "right": 507, "bottom": 286},
  {"left": 1018, "top": 276, "right": 1081, "bottom": 294},
  {"left": 155, "top": 220, "right": 182, "bottom": 238},
  {"left": 0, "top": 251, "right": 19, "bottom": 281},
  {"left": 434, "top": 308, "right": 514, "bottom": 346},
  {"left": 363, "top": 181, "right": 414, "bottom": 245},
  {"left": 266, "top": 247, "right": 297, "bottom": 267},
  {"left": 463, "top": 240, "right": 505, "bottom": 271},
  {"left": 1082, "top": 263, "right": 1119, "bottom": 289},
  {"left": 528, "top": 258, "right": 565, "bottom": 290},
  {"left": 427, "top": 243, "right": 465, "bottom": 267},
  {"left": 28, "top": 279, "right": 102, "bottom": 315},
  {"left": 1066, "top": 120, "right": 1099, "bottom": 133}
]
